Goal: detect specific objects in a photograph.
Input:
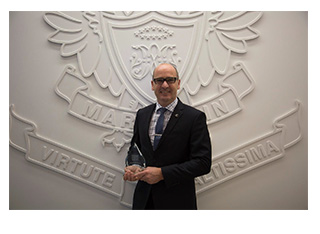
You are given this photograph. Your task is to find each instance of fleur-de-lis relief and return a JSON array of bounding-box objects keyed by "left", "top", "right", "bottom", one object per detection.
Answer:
[{"left": 130, "top": 43, "right": 181, "bottom": 80}]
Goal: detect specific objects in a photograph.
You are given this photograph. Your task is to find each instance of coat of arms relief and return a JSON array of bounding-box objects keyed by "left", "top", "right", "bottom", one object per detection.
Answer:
[
  {"left": 10, "top": 11, "right": 303, "bottom": 207},
  {"left": 43, "top": 11, "right": 263, "bottom": 151}
]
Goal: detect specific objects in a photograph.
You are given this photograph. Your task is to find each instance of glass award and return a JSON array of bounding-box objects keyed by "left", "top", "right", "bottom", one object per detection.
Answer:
[{"left": 125, "top": 143, "right": 146, "bottom": 170}]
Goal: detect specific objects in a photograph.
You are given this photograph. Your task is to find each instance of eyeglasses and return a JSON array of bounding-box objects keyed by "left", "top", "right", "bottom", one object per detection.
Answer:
[{"left": 153, "top": 77, "right": 177, "bottom": 85}]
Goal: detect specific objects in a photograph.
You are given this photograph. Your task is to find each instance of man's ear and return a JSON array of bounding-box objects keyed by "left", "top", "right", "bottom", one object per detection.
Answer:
[{"left": 151, "top": 80, "right": 155, "bottom": 91}]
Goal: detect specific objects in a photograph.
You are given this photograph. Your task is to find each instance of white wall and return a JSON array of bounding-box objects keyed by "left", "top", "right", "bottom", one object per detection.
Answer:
[{"left": 9, "top": 11, "right": 307, "bottom": 209}]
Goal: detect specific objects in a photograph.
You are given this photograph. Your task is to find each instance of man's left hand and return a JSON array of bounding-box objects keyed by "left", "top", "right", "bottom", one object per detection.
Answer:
[{"left": 135, "top": 167, "right": 164, "bottom": 184}]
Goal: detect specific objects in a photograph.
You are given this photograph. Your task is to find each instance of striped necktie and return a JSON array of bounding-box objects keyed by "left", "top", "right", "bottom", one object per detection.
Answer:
[{"left": 153, "top": 108, "right": 166, "bottom": 150}]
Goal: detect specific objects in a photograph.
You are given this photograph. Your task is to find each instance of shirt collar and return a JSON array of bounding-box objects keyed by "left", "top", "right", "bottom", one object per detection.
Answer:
[{"left": 156, "top": 98, "right": 178, "bottom": 113}]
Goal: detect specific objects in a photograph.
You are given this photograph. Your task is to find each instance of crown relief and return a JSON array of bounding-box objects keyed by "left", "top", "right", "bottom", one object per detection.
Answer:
[{"left": 134, "top": 25, "right": 174, "bottom": 40}]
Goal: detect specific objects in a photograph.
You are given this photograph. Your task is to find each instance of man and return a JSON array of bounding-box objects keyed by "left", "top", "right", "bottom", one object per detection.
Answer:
[{"left": 123, "top": 63, "right": 212, "bottom": 209}]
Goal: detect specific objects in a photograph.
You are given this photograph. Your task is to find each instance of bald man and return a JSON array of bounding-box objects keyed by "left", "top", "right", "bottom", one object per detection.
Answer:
[{"left": 124, "top": 63, "right": 212, "bottom": 210}]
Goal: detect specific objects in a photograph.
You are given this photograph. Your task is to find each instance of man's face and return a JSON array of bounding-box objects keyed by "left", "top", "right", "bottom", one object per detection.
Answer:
[{"left": 151, "top": 64, "right": 181, "bottom": 107}]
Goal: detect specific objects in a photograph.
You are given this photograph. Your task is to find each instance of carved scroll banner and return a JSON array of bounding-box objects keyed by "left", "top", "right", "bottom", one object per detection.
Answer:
[
  {"left": 195, "top": 101, "right": 302, "bottom": 193},
  {"left": 55, "top": 61, "right": 255, "bottom": 153},
  {"left": 55, "top": 65, "right": 135, "bottom": 152},
  {"left": 9, "top": 105, "right": 134, "bottom": 207},
  {"left": 193, "top": 62, "right": 254, "bottom": 124},
  {"left": 10, "top": 100, "right": 302, "bottom": 207}
]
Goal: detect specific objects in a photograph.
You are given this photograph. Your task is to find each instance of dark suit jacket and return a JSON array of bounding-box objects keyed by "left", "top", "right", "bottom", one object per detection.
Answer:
[{"left": 130, "top": 99, "right": 212, "bottom": 210}]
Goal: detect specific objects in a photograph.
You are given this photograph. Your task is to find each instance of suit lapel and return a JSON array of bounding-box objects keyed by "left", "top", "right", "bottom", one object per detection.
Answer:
[
  {"left": 158, "top": 100, "right": 184, "bottom": 148},
  {"left": 143, "top": 104, "right": 156, "bottom": 150}
]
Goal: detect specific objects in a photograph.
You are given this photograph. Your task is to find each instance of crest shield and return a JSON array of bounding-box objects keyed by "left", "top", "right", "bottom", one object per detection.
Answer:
[{"left": 101, "top": 11, "right": 206, "bottom": 105}]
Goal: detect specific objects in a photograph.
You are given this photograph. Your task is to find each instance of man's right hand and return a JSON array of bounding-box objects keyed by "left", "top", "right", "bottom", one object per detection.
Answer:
[{"left": 123, "top": 166, "right": 144, "bottom": 181}]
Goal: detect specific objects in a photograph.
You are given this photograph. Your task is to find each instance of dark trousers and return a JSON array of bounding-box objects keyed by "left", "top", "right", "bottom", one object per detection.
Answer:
[{"left": 145, "top": 194, "right": 155, "bottom": 210}]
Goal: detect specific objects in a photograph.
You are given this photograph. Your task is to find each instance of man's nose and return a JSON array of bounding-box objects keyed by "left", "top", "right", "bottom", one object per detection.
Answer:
[{"left": 161, "top": 80, "right": 169, "bottom": 87}]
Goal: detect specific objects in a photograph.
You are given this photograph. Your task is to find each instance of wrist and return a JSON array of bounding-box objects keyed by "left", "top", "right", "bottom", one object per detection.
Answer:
[{"left": 159, "top": 168, "right": 164, "bottom": 180}]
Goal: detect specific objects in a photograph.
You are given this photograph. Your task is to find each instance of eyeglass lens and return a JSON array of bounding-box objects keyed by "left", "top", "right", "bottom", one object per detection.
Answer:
[{"left": 154, "top": 77, "right": 177, "bottom": 84}]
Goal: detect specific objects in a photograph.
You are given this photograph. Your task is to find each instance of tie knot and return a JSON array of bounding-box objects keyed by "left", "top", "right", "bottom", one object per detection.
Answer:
[{"left": 158, "top": 108, "right": 167, "bottom": 114}]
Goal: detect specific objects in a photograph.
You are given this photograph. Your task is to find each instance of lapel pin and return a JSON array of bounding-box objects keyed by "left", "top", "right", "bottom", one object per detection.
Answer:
[{"left": 175, "top": 114, "right": 179, "bottom": 118}]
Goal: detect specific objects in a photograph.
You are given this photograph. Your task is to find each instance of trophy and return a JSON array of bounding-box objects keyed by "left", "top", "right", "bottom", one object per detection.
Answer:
[{"left": 125, "top": 143, "right": 146, "bottom": 172}]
